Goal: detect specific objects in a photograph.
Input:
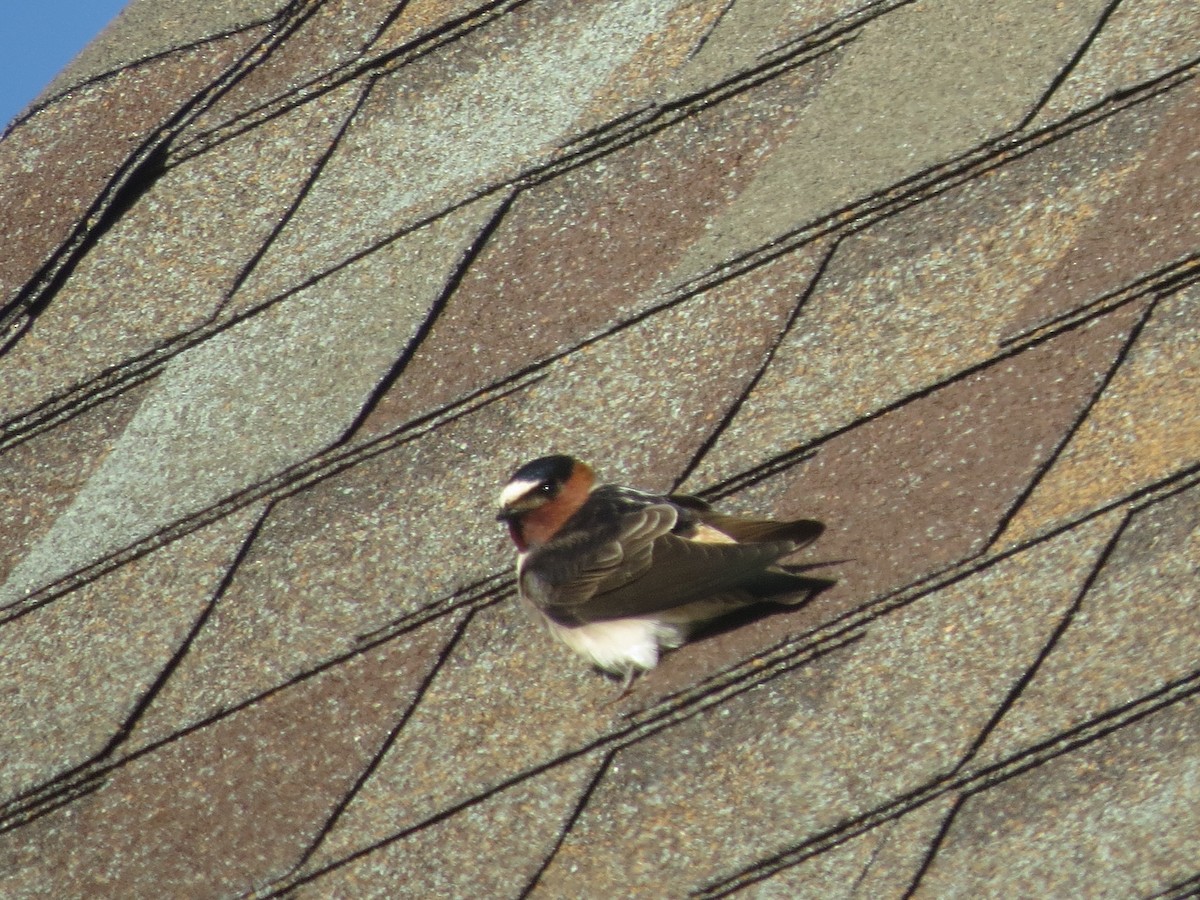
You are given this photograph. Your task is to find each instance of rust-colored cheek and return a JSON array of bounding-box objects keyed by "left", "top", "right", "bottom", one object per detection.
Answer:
[
  {"left": 518, "top": 505, "right": 565, "bottom": 548},
  {"left": 506, "top": 466, "right": 594, "bottom": 551}
]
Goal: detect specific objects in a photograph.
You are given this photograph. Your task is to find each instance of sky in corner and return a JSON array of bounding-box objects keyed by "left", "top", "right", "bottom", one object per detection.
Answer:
[{"left": 1, "top": 0, "right": 130, "bottom": 130}]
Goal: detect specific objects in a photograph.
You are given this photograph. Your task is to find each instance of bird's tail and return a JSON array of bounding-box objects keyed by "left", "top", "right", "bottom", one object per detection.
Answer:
[{"left": 744, "top": 568, "right": 836, "bottom": 605}]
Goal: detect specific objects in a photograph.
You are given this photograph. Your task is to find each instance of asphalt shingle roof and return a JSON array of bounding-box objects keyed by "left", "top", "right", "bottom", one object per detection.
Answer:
[{"left": 1, "top": 0, "right": 1197, "bottom": 896}]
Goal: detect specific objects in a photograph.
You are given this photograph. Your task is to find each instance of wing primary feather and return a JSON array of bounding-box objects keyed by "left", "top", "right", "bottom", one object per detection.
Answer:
[
  {"left": 692, "top": 511, "right": 823, "bottom": 547},
  {"left": 561, "top": 535, "right": 803, "bottom": 622}
]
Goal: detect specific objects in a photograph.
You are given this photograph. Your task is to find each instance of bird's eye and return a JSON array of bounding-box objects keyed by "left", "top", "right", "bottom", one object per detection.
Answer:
[{"left": 538, "top": 483, "right": 555, "bottom": 494}]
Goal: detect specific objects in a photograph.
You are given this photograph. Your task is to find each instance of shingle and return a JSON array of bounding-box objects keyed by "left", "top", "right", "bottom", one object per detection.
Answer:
[
  {"left": 998, "top": 283, "right": 1200, "bottom": 545},
  {"left": 751, "top": 794, "right": 961, "bottom": 897},
  {"left": 735, "top": 816, "right": 890, "bottom": 899},
  {"left": 915, "top": 695, "right": 1200, "bottom": 897},
  {"left": 840, "top": 796, "right": 963, "bottom": 899},
  {"left": 669, "top": 0, "right": 879, "bottom": 95},
  {"left": 303, "top": 600, "right": 619, "bottom": 870},
  {"left": 369, "top": 0, "right": 510, "bottom": 57},
  {"left": 2, "top": 0, "right": 1196, "bottom": 894},
  {"left": 1006, "top": 79, "right": 1200, "bottom": 337},
  {"left": 0, "top": 79, "right": 365, "bottom": 426},
  {"left": 0, "top": 28, "right": 264, "bottom": 312},
  {"left": 0, "top": 616, "right": 456, "bottom": 899}
]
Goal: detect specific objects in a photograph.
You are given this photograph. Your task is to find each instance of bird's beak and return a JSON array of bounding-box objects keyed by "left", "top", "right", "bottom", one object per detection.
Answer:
[{"left": 496, "top": 507, "right": 515, "bottom": 522}]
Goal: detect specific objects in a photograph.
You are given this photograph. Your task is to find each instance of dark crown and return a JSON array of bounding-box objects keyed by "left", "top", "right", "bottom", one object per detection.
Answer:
[{"left": 508, "top": 454, "right": 577, "bottom": 488}]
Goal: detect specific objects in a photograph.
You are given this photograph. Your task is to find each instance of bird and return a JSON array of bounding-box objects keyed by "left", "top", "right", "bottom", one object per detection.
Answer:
[{"left": 496, "top": 454, "right": 833, "bottom": 693}]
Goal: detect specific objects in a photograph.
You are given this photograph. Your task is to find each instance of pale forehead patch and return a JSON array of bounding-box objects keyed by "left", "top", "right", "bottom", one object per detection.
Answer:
[{"left": 498, "top": 477, "right": 543, "bottom": 508}]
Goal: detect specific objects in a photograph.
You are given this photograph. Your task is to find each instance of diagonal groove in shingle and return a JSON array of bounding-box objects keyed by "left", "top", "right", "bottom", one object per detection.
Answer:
[
  {"left": 101, "top": 506, "right": 275, "bottom": 754},
  {"left": 283, "top": 606, "right": 479, "bottom": 878},
  {"left": 896, "top": 795, "right": 969, "bottom": 899},
  {"left": 0, "top": 3, "right": 317, "bottom": 341},
  {"left": 1016, "top": 0, "right": 1129, "bottom": 132},
  {"left": 1151, "top": 872, "right": 1200, "bottom": 900},
  {"left": 337, "top": 187, "right": 521, "bottom": 445},
  {"left": 672, "top": 238, "right": 842, "bottom": 491},
  {"left": 696, "top": 672, "right": 1200, "bottom": 897},
  {"left": 983, "top": 298, "right": 1159, "bottom": 552},
  {"left": 996, "top": 282, "right": 1200, "bottom": 546},
  {"left": 999, "top": 252, "right": 1200, "bottom": 349},
  {"left": 947, "top": 515, "right": 1135, "bottom": 774},
  {"left": 217, "top": 78, "right": 377, "bottom": 309},
  {"left": 515, "top": 750, "right": 619, "bottom": 899}
]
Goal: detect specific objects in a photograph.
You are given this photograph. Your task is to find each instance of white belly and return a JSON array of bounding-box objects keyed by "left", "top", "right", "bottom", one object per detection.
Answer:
[{"left": 544, "top": 615, "right": 687, "bottom": 676}]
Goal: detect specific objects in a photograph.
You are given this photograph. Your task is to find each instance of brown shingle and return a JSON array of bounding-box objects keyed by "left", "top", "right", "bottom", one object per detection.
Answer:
[
  {"left": 0, "top": 615, "right": 456, "bottom": 898},
  {"left": 917, "top": 695, "right": 1200, "bottom": 896},
  {"left": 2, "top": 0, "right": 1197, "bottom": 894},
  {"left": 0, "top": 505, "right": 261, "bottom": 803},
  {"left": 0, "top": 28, "right": 264, "bottom": 312}
]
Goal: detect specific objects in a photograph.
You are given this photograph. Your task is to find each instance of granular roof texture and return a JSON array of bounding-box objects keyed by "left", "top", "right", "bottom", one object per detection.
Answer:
[{"left": 2, "top": 0, "right": 1198, "bottom": 897}]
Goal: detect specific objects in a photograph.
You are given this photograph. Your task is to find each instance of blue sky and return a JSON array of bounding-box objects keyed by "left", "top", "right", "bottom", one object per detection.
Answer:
[{"left": 1, "top": 0, "right": 130, "bottom": 129}]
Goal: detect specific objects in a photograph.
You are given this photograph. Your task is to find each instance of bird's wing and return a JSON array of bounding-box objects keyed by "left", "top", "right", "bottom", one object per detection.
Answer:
[
  {"left": 698, "top": 513, "right": 824, "bottom": 547},
  {"left": 520, "top": 502, "right": 677, "bottom": 618},
  {"left": 523, "top": 502, "right": 798, "bottom": 624},
  {"left": 579, "top": 534, "right": 800, "bottom": 620},
  {"left": 666, "top": 493, "right": 823, "bottom": 546}
]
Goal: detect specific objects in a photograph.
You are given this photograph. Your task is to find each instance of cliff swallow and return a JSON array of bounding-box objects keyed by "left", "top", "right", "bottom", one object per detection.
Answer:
[{"left": 496, "top": 454, "right": 833, "bottom": 691}]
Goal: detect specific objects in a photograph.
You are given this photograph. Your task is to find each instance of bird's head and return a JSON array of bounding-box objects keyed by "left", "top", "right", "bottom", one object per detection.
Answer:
[{"left": 496, "top": 454, "right": 595, "bottom": 551}]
